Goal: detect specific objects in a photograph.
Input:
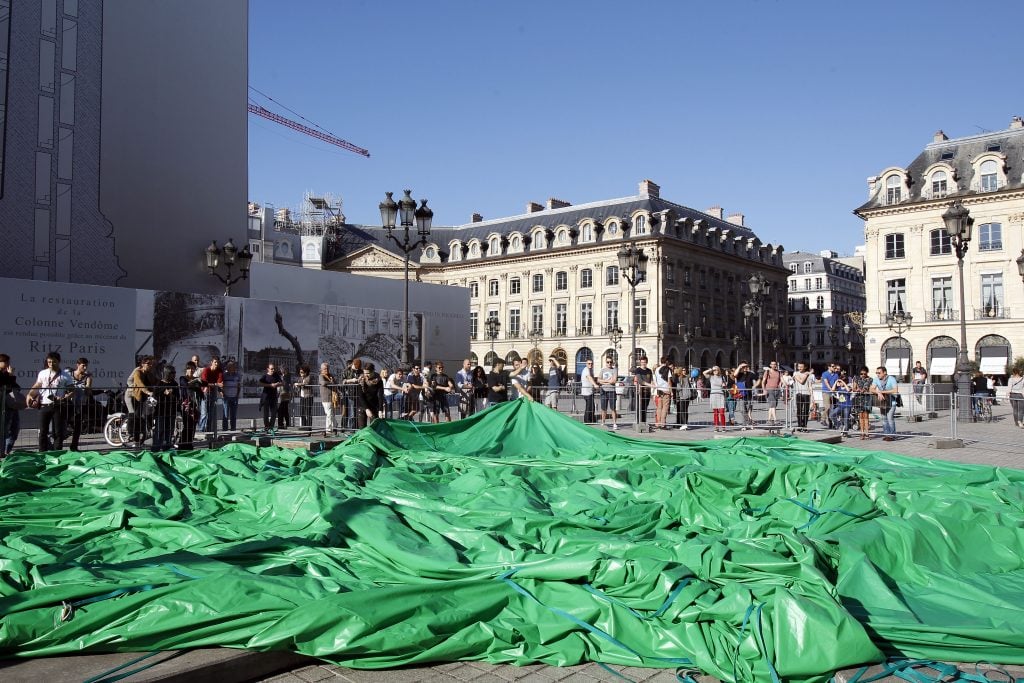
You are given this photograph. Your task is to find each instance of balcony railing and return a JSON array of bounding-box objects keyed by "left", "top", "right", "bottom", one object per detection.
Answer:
[
  {"left": 506, "top": 330, "right": 521, "bottom": 339},
  {"left": 576, "top": 326, "right": 593, "bottom": 336},
  {"left": 552, "top": 328, "right": 568, "bottom": 337},
  {"left": 974, "top": 307, "right": 1010, "bottom": 320},
  {"left": 925, "top": 309, "right": 959, "bottom": 322}
]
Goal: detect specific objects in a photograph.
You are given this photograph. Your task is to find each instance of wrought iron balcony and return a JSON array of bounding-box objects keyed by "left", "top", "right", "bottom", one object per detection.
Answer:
[
  {"left": 925, "top": 309, "right": 959, "bottom": 322},
  {"left": 576, "top": 326, "right": 593, "bottom": 336},
  {"left": 974, "top": 306, "right": 1010, "bottom": 320}
]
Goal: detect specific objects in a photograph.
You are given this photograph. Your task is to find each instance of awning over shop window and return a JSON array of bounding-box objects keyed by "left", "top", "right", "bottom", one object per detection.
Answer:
[
  {"left": 929, "top": 347, "right": 957, "bottom": 376},
  {"left": 884, "top": 347, "right": 911, "bottom": 376},
  {"left": 979, "top": 345, "right": 1009, "bottom": 374}
]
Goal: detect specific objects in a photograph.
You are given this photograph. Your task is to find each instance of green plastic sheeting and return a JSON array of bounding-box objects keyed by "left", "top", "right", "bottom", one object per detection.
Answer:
[{"left": 2, "top": 400, "right": 1024, "bottom": 682}]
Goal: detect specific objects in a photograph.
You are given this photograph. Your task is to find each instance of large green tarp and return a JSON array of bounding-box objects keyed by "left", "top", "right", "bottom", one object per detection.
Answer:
[{"left": 2, "top": 400, "right": 1024, "bottom": 682}]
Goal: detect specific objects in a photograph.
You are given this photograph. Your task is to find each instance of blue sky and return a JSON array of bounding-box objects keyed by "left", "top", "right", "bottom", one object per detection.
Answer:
[{"left": 248, "top": 0, "right": 1022, "bottom": 257}]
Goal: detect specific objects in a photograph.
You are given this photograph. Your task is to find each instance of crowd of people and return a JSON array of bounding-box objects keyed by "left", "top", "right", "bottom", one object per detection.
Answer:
[{"left": 3, "top": 349, "right": 1023, "bottom": 456}]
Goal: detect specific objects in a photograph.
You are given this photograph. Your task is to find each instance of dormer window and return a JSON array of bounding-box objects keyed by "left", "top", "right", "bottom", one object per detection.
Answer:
[
  {"left": 423, "top": 246, "right": 436, "bottom": 259},
  {"left": 607, "top": 222, "right": 619, "bottom": 236},
  {"left": 448, "top": 242, "right": 461, "bottom": 261},
  {"left": 980, "top": 159, "right": 998, "bottom": 192},
  {"left": 489, "top": 236, "right": 501, "bottom": 255},
  {"left": 633, "top": 215, "right": 647, "bottom": 235},
  {"left": 470, "top": 242, "right": 480, "bottom": 257},
  {"left": 532, "top": 230, "right": 546, "bottom": 249},
  {"left": 510, "top": 235, "right": 521, "bottom": 251},
  {"left": 581, "top": 223, "right": 593, "bottom": 242},
  {"left": 886, "top": 175, "right": 901, "bottom": 204},
  {"left": 557, "top": 229, "right": 569, "bottom": 245},
  {"left": 931, "top": 170, "right": 947, "bottom": 198}
]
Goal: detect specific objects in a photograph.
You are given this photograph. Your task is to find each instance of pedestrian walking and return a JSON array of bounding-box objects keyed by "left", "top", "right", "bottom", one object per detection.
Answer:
[{"left": 1007, "top": 365, "right": 1024, "bottom": 428}]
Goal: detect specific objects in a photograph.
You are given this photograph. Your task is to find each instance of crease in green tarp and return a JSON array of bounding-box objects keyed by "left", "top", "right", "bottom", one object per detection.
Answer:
[{"left": 2, "top": 399, "right": 1024, "bottom": 682}]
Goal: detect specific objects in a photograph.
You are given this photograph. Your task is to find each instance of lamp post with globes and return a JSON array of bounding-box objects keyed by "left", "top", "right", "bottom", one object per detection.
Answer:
[
  {"left": 942, "top": 200, "right": 974, "bottom": 421},
  {"left": 204, "top": 238, "right": 253, "bottom": 296},
  {"left": 617, "top": 243, "right": 648, "bottom": 430},
  {"left": 1017, "top": 249, "right": 1024, "bottom": 284},
  {"left": 379, "top": 190, "right": 433, "bottom": 366},
  {"left": 485, "top": 316, "right": 501, "bottom": 358},
  {"left": 608, "top": 326, "right": 623, "bottom": 364},
  {"left": 746, "top": 273, "right": 770, "bottom": 371}
]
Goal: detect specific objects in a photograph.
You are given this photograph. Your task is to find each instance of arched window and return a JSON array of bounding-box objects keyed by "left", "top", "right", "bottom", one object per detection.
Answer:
[
  {"left": 449, "top": 242, "right": 462, "bottom": 261},
  {"left": 606, "top": 221, "right": 619, "bottom": 236},
  {"left": 816, "top": 295, "right": 825, "bottom": 309},
  {"left": 980, "top": 159, "right": 998, "bottom": 191},
  {"left": 484, "top": 351, "right": 499, "bottom": 367},
  {"left": 303, "top": 243, "right": 318, "bottom": 261},
  {"left": 558, "top": 229, "right": 569, "bottom": 245},
  {"left": 469, "top": 352, "right": 478, "bottom": 366},
  {"left": 580, "top": 268, "right": 593, "bottom": 288},
  {"left": 490, "top": 237, "right": 500, "bottom": 255},
  {"left": 581, "top": 224, "right": 593, "bottom": 242},
  {"left": 470, "top": 242, "right": 480, "bottom": 257},
  {"left": 931, "top": 170, "right": 948, "bottom": 198},
  {"left": 604, "top": 348, "right": 618, "bottom": 365},
  {"left": 505, "top": 350, "right": 521, "bottom": 364},
  {"left": 633, "top": 215, "right": 646, "bottom": 235},
  {"left": 606, "top": 266, "right": 619, "bottom": 286},
  {"left": 532, "top": 230, "right": 546, "bottom": 249},
  {"left": 510, "top": 234, "right": 521, "bottom": 251},
  {"left": 886, "top": 175, "right": 902, "bottom": 204}
]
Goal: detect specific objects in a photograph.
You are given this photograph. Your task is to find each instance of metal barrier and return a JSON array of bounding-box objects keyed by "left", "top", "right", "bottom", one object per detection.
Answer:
[{"left": 3, "top": 379, "right": 1020, "bottom": 452}]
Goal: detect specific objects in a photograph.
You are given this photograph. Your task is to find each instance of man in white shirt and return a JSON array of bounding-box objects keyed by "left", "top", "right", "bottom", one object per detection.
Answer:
[
  {"left": 455, "top": 358, "right": 474, "bottom": 418},
  {"left": 598, "top": 357, "right": 619, "bottom": 430},
  {"left": 25, "top": 352, "right": 74, "bottom": 451}
]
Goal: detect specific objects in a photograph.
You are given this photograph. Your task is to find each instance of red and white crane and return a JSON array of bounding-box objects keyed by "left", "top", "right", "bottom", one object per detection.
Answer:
[{"left": 248, "top": 87, "right": 370, "bottom": 158}]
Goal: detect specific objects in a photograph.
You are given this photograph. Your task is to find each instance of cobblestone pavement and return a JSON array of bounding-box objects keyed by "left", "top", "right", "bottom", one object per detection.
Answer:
[{"left": 263, "top": 402, "right": 1022, "bottom": 683}]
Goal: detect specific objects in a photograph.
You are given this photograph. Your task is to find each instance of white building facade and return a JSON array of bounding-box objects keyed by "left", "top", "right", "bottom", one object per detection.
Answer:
[
  {"left": 782, "top": 251, "right": 866, "bottom": 370},
  {"left": 325, "top": 180, "right": 790, "bottom": 375},
  {"left": 855, "top": 118, "right": 1024, "bottom": 380}
]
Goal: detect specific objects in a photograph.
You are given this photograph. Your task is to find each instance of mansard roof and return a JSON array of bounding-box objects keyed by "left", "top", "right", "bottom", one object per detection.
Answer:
[
  {"left": 325, "top": 192, "right": 760, "bottom": 264},
  {"left": 856, "top": 121, "right": 1024, "bottom": 212}
]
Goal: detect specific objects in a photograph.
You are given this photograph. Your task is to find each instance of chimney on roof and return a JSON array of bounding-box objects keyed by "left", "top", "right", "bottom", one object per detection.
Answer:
[
  {"left": 933, "top": 130, "right": 948, "bottom": 142},
  {"left": 526, "top": 202, "right": 544, "bottom": 213},
  {"left": 705, "top": 206, "right": 723, "bottom": 220},
  {"left": 1011, "top": 116, "right": 1024, "bottom": 129},
  {"left": 471, "top": 212, "right": 483, "bottom": 223},
  {"left": 639, "top": 179, "right": 660, "bottom": 198},
  {"left": 546, "top": 198, "right": 571, "bottom": 210},
  {"left": 726, "top": 213, "right": 745, "bottom": 227}
]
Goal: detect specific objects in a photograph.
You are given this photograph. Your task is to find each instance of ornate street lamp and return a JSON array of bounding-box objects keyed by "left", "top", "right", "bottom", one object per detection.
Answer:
[
  {"left": 1016, "top": 249, "right": 1024, "bottom": 284},
  {"left": 485, "top": 315, "right": 501, "bottom": 358},
  {"left": 380, "top": 190, "right": 433, "bottom": 366},
  {"left": 617, "top": 241, "right": 648, "bottom": 429},
  {"left": 681, "top": 328, "right": 693, "bottom": 368},
  {"left": 608, "top": 326, "right": 623, "bottom": 365},
  {"left": 746, "top": 273, "right": 769, "bottom": 370},
  {"left": 772, "top": 338, "right": 781, "bottom": 363},
  {"left": 885, "top": 311, "right": 913, "bottom": 381},
  {"left": 204, "top": 238, "right": 253, "bottom": 296},
  {"left": 942, "top": 200, "right": 974, "bottom": 421}
]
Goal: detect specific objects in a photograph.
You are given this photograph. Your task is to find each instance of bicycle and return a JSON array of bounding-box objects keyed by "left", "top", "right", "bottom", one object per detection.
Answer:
[{"left": 103, "top": 398, "right": 182, "bottom": 448}]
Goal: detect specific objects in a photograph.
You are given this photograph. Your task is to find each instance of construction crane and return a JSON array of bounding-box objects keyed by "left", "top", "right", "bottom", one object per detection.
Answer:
[{"left": 247, "top": 102, "right": 370, "bottom": 158}]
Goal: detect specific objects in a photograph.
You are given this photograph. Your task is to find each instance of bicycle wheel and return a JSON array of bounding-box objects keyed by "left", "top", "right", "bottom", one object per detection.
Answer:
[
  {"left": 983, "top": 402, "right": 994, "bottom": 423},
  {"left": 103, "top": 416, "right": 121, "bottom": 447}
]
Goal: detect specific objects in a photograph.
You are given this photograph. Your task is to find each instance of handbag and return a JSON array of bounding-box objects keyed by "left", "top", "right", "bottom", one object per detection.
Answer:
[{"left": 893, "top": 393, "right": 903, "bottom": 407}]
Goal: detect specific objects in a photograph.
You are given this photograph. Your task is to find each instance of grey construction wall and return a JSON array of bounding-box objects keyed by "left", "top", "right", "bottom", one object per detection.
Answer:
[{"left": 0, "top": 0, "right": 247, "bottom": 295}]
